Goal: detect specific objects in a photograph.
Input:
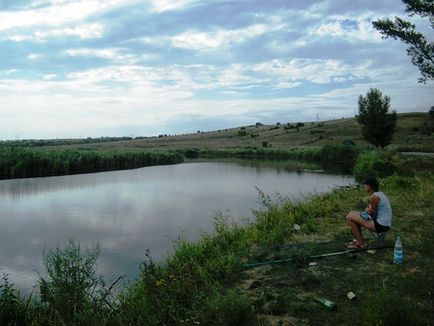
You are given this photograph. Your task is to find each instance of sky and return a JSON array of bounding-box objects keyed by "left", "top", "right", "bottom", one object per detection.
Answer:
[{"left": 0, "top": 0, "right": 433, "bottom": 140}]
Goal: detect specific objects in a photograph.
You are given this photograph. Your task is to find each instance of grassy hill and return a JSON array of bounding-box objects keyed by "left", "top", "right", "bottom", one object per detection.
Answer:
[{"left": 50, "top": 112, "right": 434, "bottom": 152}]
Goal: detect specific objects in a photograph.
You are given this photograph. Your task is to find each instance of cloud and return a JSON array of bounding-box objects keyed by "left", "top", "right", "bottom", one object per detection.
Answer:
[
  {"left": 0, "top": 1, "right": 100, "bottom": 31},
  {"left": 0, "top": 0, "right": 432, "bottom": 140},
  {"left": 148, "top": 0, "right": 198, "bottom": 13},
  {"left": 296, "top": 15, "right": 382, "bottom": 47},
  {"left": 27, "top": 53, "right": 41, "bottom": 60},
  {"left": 5, "top": 23, "right": 104, "bottom": 42},
  {"left": 42, "top": 73, "right": 57, "bottom": 80},
  {"left": 171, "top": 23, "right": 285, "bottom": 50},
  {"left": 63, "top": 47, "right": 139, "bottom": 64}
]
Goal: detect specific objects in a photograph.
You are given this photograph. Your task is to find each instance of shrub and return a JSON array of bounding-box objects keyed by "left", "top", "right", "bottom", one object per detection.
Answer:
[
  {"left": 200, "top": 289, "right": 253, "bottom": 325},
  {"left": 319, "top": 143, "right": 361, "bottom": 166},
  {"left": 353, "top": 150, "right": 397, "bottom": 180},
  {"left": 237, "top": 130, "right": 248, "bottom": 136},
  {"left": 0, "top": 274, "right": 27, "bottom": 325},
  {"left": 38, "top": 239, "right": 110, "bottom": 324},
  {"left": 184, "top": 148, "right": 200, "bottom": 158}
]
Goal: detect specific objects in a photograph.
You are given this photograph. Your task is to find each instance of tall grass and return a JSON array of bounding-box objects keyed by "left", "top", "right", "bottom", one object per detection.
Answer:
[
  {"left": 0, "top": 146, "right": 183, "bottom": 179},
  {"left": 181, "top": 146, "right": 322, "bottom": 161}
]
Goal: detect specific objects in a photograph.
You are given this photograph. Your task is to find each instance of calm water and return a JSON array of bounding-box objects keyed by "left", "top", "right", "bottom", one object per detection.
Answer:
[{"left": 0, "top": 161, "right": 354, "bottom": 290}]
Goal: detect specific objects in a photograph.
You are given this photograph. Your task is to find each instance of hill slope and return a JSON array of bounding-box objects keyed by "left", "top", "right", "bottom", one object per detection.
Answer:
[
  {"left": 56, "top": 112, "right": 434, "bottom": 152},
  {"left": 28, "top": 113, "right": 434, "bottom": 152}
]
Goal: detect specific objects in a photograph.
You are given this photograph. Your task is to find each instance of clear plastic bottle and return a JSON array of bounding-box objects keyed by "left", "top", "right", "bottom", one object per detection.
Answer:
[{"left": 393, "top": 235, "right": 403, "bottom": 264}]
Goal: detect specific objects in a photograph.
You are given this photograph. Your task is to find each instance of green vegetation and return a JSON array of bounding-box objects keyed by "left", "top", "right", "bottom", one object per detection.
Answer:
[
  {"left": 0, "top": 147, "right": 183, "bottom": 179},
  {"left": 1, "top": 113, "right": 432, "bottom": 180},
  {"left": 1, "top": 152, "right": 434, "bottom": 324},
  {"left": 357, "top": 88, "right": 398, "bottom": 148},
  {"left": 373, "top": 0, "right": 434, "bottom": 83}
]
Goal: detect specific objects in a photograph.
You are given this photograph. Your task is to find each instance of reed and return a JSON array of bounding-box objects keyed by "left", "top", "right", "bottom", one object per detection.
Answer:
[{"left": 0, "top": 146, "right": 183, "bottom": 179}]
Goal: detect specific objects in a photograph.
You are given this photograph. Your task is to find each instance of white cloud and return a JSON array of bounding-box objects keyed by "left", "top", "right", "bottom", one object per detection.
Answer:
[
  {"left": 0, "top": 0, "right": 142, "bottom": 32},
  {"left": 241, "top": 59, "right": 360, "bottom": 84},
  {"left": 0, "top": 69, "right": 17, "bottom": 75},
  {"left": 5, "top": 23, "right": 104, "bottom": 42},
  {"left": 273, "top": 81, "right": 303, "bottom": 89},
  {"left": 171, "top": 23, "right": 283, "bottom": 50},
  {"left": 27, "top": 53, "right": 41, "bottom": 60},
  {"left": 148, "top": 0, "right": 197, "bottom": 13},
  {"left": 0, "top": 1, "right": 100, "bottom": 31},
  {"left": 42, "top": 74, "right": 57, "bottom": 80},
  {"left": 63, "top": 48, "right": 138, "bottom": 63},
  {"left": 36, "top": 23, "right": 104, "bottom": 40},
  {"left": 297, "top": 15, "right": 383, "bottom": 46}
]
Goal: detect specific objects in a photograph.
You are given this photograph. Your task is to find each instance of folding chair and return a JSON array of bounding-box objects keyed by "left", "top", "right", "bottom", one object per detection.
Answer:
[{"left": 369, "top": 230, "right": 388, "bottom": 248}]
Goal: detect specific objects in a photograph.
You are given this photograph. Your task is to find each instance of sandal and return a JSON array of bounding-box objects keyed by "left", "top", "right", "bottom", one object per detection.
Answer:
[
  {"left": 346, "top": 239, "right": 357, "bottom": 246},
  {"left": 347, "top": 242, "right": 367, "bottom": 249}
]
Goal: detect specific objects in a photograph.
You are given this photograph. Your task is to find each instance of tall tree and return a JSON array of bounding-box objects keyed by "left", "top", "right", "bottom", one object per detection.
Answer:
[
  {"left": 372, "top": 0, "right": 434, "bottom": 83},
  {"left": 357, "top": 88, "right": 398, "bottom": 148}
]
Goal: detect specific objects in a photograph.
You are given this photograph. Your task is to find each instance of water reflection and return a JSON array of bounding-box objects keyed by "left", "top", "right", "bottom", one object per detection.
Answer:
[{"left": 0, "top": 161, "right": 354, "bottom": 290}]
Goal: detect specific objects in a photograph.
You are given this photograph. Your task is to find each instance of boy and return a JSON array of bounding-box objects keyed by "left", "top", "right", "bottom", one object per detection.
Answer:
[{"left": 346, "top": 177, "right": 392, "bottom": 249}]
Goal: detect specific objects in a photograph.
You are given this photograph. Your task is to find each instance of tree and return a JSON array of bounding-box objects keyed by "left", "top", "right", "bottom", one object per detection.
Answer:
[
  {"left": 357, "top": 88, "right": 398, "bottom": 148},
  {"left": 429, "top": 105, "right": 434, "bottom": 118},
  {"left": 372, "top": 0, "right": 434, "bottom": 83}
]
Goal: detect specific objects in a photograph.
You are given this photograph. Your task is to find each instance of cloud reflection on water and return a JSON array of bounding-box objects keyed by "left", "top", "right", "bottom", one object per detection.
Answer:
[{"left": 0, "top": 161, "right": 354, "bottom": 290}]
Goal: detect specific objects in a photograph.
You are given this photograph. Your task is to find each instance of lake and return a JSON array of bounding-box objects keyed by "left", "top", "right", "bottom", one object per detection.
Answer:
[{"left": 0, "top": 160, "right": 354, "bottom": 291}]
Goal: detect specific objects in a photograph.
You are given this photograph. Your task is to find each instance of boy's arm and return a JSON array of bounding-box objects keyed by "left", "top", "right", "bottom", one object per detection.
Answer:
[{"left": 366, "top": 195, "right": 380, "bottom": 218}]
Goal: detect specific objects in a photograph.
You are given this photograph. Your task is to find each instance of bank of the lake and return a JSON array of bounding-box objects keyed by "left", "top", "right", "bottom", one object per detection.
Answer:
[{"left": 1, "top": 170, "right": 433, "bottom": 325}]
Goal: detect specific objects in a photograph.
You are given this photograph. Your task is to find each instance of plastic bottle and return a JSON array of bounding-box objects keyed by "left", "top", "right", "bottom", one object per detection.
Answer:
[{"left": 393, "top": 235, "right": 403, "bottom": 264}]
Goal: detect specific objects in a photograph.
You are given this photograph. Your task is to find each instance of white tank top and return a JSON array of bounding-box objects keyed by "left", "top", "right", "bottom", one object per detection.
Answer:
[{"left": 374, "top": 191, "right": 392, "bottom": 226}]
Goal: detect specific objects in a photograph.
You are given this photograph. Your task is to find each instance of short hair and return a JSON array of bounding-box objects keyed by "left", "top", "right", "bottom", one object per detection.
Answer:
[{"left": 362, "top": 176, "right": 379, "bottom": 191}]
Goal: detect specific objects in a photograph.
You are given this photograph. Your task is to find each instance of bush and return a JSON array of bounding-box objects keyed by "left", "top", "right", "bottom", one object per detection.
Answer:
[
  {"left": 0, "top": 274, "right": 27, "bottom": 325},
  {"left": 353, "top": 150, "right": 397, "bottom": 180},
  {"left": 200, "top": 289, "right": 253, "bottom": 325},
  {"left": 38, "top": 239, "right": 110, "bottom": 324},
  {"left": 184, "top": 148, "right": 200, "bottom": 158},
  {"left": 319, "top": 143, "right": 361, "bottom": 166}
]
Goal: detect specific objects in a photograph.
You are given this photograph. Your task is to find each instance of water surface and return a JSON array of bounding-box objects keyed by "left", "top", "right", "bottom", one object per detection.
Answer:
[{"left": 0, "top": 161, "right": 354, "bottom": 290}]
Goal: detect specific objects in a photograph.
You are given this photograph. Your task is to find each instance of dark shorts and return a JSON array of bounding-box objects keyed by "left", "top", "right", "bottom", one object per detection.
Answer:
[
  {"left": 373, "top": 219, "right": 390, "bottom": 233},
  {"left": 360, "top": 212, "right": 390, "bottom": 233}
]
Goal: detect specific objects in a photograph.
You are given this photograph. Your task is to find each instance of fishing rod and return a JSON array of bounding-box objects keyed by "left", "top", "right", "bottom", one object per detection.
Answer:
[
  {"left": 242, "top": 244, "right": 394, "bottom": 269},
  {"left": 253, "top": 236, "right": 381, "bottom": 252}
]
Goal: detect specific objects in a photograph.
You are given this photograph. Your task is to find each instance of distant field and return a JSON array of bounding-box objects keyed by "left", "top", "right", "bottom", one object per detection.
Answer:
[
  {"left": 3, "top": 112, "right": 433, "bottom": 152},
  {"left": 52, "top": 112, "right": 433, "bottom": 152}
]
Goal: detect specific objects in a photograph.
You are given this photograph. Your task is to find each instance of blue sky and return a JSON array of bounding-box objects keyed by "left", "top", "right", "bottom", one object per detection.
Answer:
[{"left": 0, "top": 0, "right": 432, "bottom": 140}]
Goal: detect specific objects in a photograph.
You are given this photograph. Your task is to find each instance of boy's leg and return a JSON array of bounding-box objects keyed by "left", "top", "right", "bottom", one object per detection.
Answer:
[{"left": 346, "top": 211, "right": 375, "bottom": 246}]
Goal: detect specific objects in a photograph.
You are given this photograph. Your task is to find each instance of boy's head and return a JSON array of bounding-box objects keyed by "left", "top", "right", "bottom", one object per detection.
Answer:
[{"left": 362, "top": 176, "right": 379, "bottom": 192}]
